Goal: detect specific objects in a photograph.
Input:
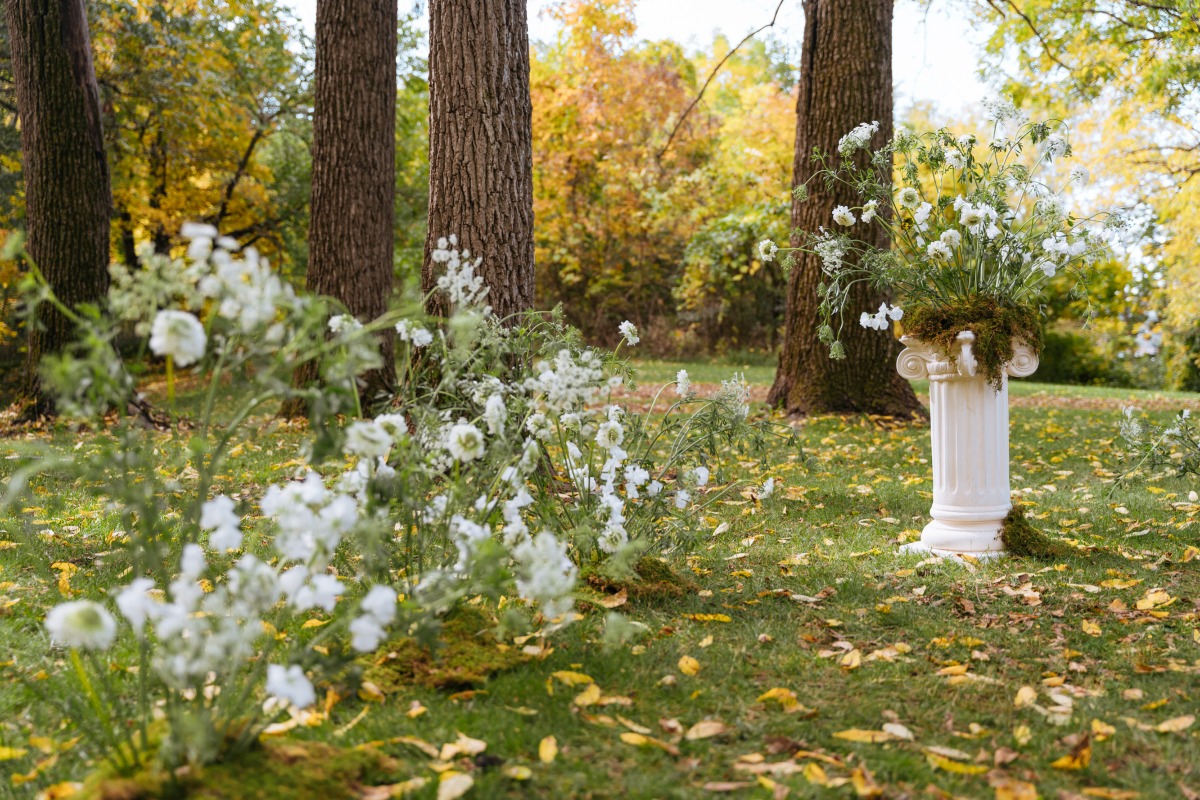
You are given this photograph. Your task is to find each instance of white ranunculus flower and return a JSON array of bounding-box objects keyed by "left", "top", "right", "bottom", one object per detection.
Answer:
[
  {"left": 45, "top": 600, "right": 117, "bottom": 651},
  {"left": 149, "top": 310, "right": 207, "bottom": 366}
]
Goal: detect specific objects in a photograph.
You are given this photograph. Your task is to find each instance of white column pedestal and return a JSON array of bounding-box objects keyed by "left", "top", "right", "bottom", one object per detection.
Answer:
[{"left": 895, "top": 332, "right": 1038, "bottom": 558}]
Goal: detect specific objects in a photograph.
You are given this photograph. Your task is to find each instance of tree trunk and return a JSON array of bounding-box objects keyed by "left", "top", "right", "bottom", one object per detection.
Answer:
[
  {"left": 768, "top": 0, "right": 924, "bottom": 419},
  {"left": 5, "top": 0, "right": 111, "bottom": 415},
  {"left": 301, "top": 0, "right": 398, "bottom": 408},
  {"left": 423, "top": 0, "right": 534, "bottom": 320}
]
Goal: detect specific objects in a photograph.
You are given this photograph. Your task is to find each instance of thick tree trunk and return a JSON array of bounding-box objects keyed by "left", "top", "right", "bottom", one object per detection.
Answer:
[
  {"left": 423, "top": 0, "right": 534, "bottom": 320},
  {"left": 769, "top": 0, "right": 924, "bottom": 419},
  {"left": 5, "top": 0, "right": 111, "bottom": 415},
  {"left": 301, "top": 0, "right": 398, "bottom": 408}
]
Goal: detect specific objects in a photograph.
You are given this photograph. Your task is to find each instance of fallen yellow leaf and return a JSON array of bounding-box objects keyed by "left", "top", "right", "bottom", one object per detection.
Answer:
[
  {"left": 550, "top": 670, "right": 594, "bottom": 686},
  {"left": 1154, "top": 715, "right": 1194, "bottom": 733},
  {"left": 684, "top": 720, "right": 729, "bottom": 740},
  {"left": 926, "top": 751, "right": 988, "bottom": 775},
  {"left": 833, "top": 729, "right": 892, "bottom": 743},
  {"left": 436, "top": 771, "right": 473, "bottom": 800},
  {"left": 1014, "top": 686, "right": 1037, "bottom": 709},
  {"left": 678, "top": 655, "right": 700, "bottom": 676},
  {"left": 573, "top": 683, "right": 602, "bottom": 707},
  {"left": 538, "top": 735, "right": 557, "bottom": 763}
]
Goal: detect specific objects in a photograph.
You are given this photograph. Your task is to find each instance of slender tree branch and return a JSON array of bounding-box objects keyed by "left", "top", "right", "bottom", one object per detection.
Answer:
[
  {"left": 1001, "top": 0, "right": 1073, "bottom": 72},
  {"left": 656, "top": 0, "right": 787, "bottom": 161}
]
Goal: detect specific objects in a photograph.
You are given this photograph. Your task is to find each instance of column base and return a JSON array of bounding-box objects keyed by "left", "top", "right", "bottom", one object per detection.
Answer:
[
  {"left": 902, "top": 518, "right": 1006, "bottom": 558},
  {"left": 899, "top": 540, "right": 1006, "bottom": 561}
]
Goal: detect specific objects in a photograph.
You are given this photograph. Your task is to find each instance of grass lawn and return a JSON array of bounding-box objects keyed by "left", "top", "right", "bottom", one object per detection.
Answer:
[{"left": 1, "top": 364, "right": 1198, "bottom": 799}]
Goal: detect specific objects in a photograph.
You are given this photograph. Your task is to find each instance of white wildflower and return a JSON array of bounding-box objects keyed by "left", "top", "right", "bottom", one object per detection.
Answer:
[
  {"left": 446, "top": 422, "right": 486, "bottom": 462},
  {"left": 926, "top": 240, "right": 953, "bottom": 264},
  {"left": 618, "top": 320, "right": 640, "bottom": 346},
  {"left": 757, "top": 239, "right": 778, "bottom": 263},
  {"left": 595, "top": 420, "right": 624, "bottom": 451},
  {"left": 200, "top": 495, "right": 242, "bottom": 551},
  {"left": 45, "top": 601, "right": 117, "bottom": 651},
  {"left": 838, "top": 120, "right": 879, "bottom": 156},
  {"left": 149, "top": 310, "right": 206, "bottom": 366},
  {"left": 832, "top": 205, "right": 856, "bottom": 227},
  {"left": 484, "top": 394, "right": 507, "bottom": 436},
  {"left": 896, "top": 187, "right": 921, "bottom": 210},
  {"left": 344, "top": 420, "right": 393, "bottom": 460},
  {"left": 675, "top": 369, "right": 690, "bottom": 397},
  {"left": 265, "top": 664, "right": 315, "bottom": 709}
]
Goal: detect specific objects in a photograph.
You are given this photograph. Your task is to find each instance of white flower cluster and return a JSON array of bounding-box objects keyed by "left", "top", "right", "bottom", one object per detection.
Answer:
[
  {"left": 838, "top": 120, "right": 879, "bottom": 156},
  {"left": 396, "top": 320, "right": 434, "bottom": 347},
  {"left": 432, "top": 235, "right": 490, "bottom": 310},
  {"left": 859, "top": 303, "right": 903, "bottom": 331},
  {"left": 524, "top": 348, "right": 606, "bottom": 414},
  {"left": 814, "top": 231, "right": 848, "bottom": 274}
]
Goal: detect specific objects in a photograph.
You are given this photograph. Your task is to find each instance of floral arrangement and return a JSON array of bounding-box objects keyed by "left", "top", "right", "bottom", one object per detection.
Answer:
[
  {"left": 760, "top": 99, "right": 1124, "bottom": 387},
  {"left": 6, "top": 225, "right": 781, "bottom": 779}
]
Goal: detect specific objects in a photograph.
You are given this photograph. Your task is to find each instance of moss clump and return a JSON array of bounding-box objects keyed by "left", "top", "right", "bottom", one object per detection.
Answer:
[
  {"left": 1001, "top": 507, "right": 1072, "bottom": 559},
  {"left": 905, "top": 294, "right": 1042, "bottom": 389},
  {"left": 584, "top": 556, "right": 699, "bottom": 602},
  {"left": 83, "top": 740, "right": 396, "bottom": 800},
  {"left": 363, "top": 605, "right": 527, "bottom": 691}
]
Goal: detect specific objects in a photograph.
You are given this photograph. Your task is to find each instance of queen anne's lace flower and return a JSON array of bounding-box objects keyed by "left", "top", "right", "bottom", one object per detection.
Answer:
[
  {"left": 837, "top": 120, "right": 879, "bottom": 155},
  {"left": 675, "top": 369, "right": 690, "bottom": 397},
  {"left": 618, "top": 320, "right": 640, "bottom": 346}
]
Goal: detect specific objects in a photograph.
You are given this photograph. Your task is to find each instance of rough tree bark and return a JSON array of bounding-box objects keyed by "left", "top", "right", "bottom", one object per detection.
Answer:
[
  {"left": 768, "top": 0, "right": 925, "bottom": 418},
  {"left": 423, "top": 0, "right": 534, "bottom": 320},
  {"left": 297, "top": 0, "right": 398, "bottom": 410},
  {"left": 5, "top": 0, "right": 111, "bottom": 415}
]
